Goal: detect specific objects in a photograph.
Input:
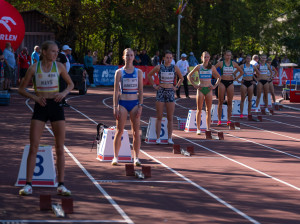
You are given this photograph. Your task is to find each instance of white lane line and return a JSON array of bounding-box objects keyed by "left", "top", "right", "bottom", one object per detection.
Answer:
[
  {"left": 282, "top": 104, "right": 300, "bottom": 111},
  {"left": 0, "top": 220, "right": 126, "bottom": 223},
  {"left": 154, "top": 156, "right": 224, "bottom": 159},
  {"left": 25, "top": 99, "right": 133, "bottom": 224},
  {"left": 140, "top": 150, "right": 260, "bottom": 224},
  {"left": 99, "top": 97, "right": 260, "bottom": 224},
  {"left": 276, "top": 113, "right": 300, "bottom": 119},
  {"left": 263, "top": 117, "right": 300, "bottom": 129},
  {"left": 240, "top": 123, "right": 300, "bottom": 142},
  {"left": 173, "top": 100, "right": 300, "bottom": 158},
  {"left": 97, "top": 180, "right": 187, "bottom": 183},
  {"left": 172, "top": 132, "right": 300, "bottom": 191}
]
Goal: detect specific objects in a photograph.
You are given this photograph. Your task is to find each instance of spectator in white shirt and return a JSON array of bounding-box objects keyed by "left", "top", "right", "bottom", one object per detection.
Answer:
[{"left": 176, "top": 53, "right": 190, "bottom": 98}]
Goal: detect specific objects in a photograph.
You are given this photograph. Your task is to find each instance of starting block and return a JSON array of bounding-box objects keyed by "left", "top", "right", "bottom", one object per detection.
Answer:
[
  {"left": 205, "top": 130, "right": 224, "bottom": 140},
  {"left": 228, "top": 122, "right": 241, "bottom": 130},
  {"left": 61, "top": 198, "right": 74, "bottom": 214},
  {"left": 181, "top": 148, "right": 191, "bottom": 156},
  {"left": 135, "top": 170, "right": 145, "bottom": 179},
  {"left": 248, "top": 114, "right": 262, "bottom": 122},
  {"left": 274, "top": 103, "right": 283, "bottom": 111},
  {"left": 173, "top": 144, "right": 181, "bottom": 154},
  {"left": 52, "top": 204, "right": 65, "bottom": 218},
  {"left": 40, "top": 195, "right": 52, "bottom": 211},
  {"left": 173, "top": 145, "right": 194, "bottom": 155},
  {"left": 125, "top": 164, "right": 151, "bottom": 178}
]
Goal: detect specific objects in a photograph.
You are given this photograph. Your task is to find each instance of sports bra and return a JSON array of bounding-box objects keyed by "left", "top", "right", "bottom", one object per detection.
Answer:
[
  {"left": 221, "top": 60, "right": 234, "bottom": 76},
  {"left": 159, "top": 64, "right": 175, "bottom": 84},
  {"left": 33, "top": 61, "right": 59, "bottom": 92},
  {"left": 243, "top": 64, "right": 254, "bottom": 78},
  {"left": 199, "top": 65, "right": 212, "bottom": 79},
  {"left": 120, "top": 67, "right": 139, "bottom": 94}
]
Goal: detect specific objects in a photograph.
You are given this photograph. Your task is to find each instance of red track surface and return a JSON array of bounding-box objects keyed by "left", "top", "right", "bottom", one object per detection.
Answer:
[{"left": 0, "top": 86, "right": 299, "bottom": 224}]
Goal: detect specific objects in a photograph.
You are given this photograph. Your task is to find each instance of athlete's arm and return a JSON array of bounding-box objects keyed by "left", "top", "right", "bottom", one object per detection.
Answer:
[
  {"left": 55, "top": 62, "right": 74, "bottom": 102},
  {"left": 211, "top": 65, "right": 221, "bottom": 89},
  {"left": 187, "top": 64, "right": 200, "bottom": 89},
  {"left": 233, "top": 61, "right": 243, "bottom": 79},
  {"left": 235, "top": 64, "right": 244, "bottom": 80},
  {"left": 137, "top": 69, "right": 144, "bottom": 118},
  {"left": 174, "top": 65, "right": 183, "bottom": 90},
  {"left": 113, "top": 69, "right": 121, "bottom": 120},
  {"left": 147, "top": 65, "right": 160, "bottom": 90},
  {"left": 18, "top": 64, "right": 47, "bottom": 106}
]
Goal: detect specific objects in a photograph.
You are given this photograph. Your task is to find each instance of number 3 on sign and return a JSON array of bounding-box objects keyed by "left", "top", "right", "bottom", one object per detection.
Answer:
[{"left": 34, "top": 155, "right": 44, "bottom": 176}]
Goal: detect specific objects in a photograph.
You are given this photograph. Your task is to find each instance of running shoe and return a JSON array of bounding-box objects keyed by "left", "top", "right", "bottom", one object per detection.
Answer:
[
  {"left": 134, "top": 158, "right": 141, "bottom": 166},
  {"left": 240, "top": 114, "right": 243, "bottom": 119},
  {"left": 111, "top": 157, "right": 118, "bottom": 166},
  {"left": 168, "top": 138, "right": 174, "bottom": 144},
  {"left": 217, "top": 121, "right": 222, "bottom": 126},
  {"left": 196, "top": 129, "right": 201, "bottom": 135},
  {"left": 253, "top": 107, "right": 260, "bottom": 112},
  {"left": 156, "top": 138, "right": 161, "bottom": 144},
  {"left": 227, "top": 121, "right": 231, "bottom": 126},
  {"left": 57, "top": 185, "right": 71, "bottom": 196},
  {"left": 19, "top": 184, "right": 32, "bottom": 196}
]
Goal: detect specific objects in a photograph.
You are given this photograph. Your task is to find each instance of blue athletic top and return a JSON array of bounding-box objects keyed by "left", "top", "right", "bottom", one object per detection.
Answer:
[
  {"left": 259, "top": 63, "right": 268, "bottom": 75},
  {"left": 198, "top": 65, "right": 212, "bottom": 79},
  {"left": 243, "top": 64, "right": 254, "bottom": 78},
  {"left": 159, "top": 64, "right": 175, "bottom": 84},
  {"left": 120, "top": 67, "right": 139, "bottom": 94}
]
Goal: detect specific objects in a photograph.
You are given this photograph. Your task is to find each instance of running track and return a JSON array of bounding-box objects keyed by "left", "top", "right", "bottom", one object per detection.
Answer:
[{"left": 0, "top": 86, "right": 299, "bottom": 224}]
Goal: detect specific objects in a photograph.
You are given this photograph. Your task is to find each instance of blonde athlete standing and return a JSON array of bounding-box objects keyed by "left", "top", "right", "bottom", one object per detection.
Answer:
[
  {"left": 234, "top": 55, "right": 260, "bottom": 118},
  {"left": 254, "top": 54, "right": 273, "bottom": 113},
  {"left": 112, "top": 48, "right": 143, "bottom": 166},
  {"left": 267, "top": 57, "right": 278, "bottom": 105},
  {"left": 187, "top": 51, "right": 220, "bottom": 134},
  {"left": 215, "top": 50, "right": 244, "bottom": 125},
  {"left": 18, "top": 41, "right": 74, "bottom": 196},
  {"left": 148, "top": 50, "right": 183, "bottom": 144}
]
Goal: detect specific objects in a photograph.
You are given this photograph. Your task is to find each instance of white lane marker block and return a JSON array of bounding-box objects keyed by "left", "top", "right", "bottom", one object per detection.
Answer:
[
  {"left": 145, "top": 117, "right": 168, "bottom": 144},
  {"left": 15, "top": 145, "right": 58, "bottom": 187},
  {"left": 184, "top": 110, "right": 207, "bottom": 132},
  {"left": 97, "top": 128, "right": 132, "bottom": 162},
  {"left": 211, "top": 104, "right": 228, "bottom": 124}
]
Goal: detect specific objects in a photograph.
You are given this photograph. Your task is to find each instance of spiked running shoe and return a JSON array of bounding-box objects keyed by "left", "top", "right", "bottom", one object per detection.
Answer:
[
  {"left": 19, "top": 184, "right": 32, "bottom": 196},
  {"left": 57, "top": 185, "right": 71, "bottom": 196}
]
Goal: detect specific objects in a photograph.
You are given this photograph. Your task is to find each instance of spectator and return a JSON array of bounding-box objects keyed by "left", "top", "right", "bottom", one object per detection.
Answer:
[
  {"left": 250, "top": 54, "right": 259, "bottom": 66},
  {"left": 133, "top": 50, "right": 141, "bottom": 65},
  {"left": 3, "top": 42, "right": 16, "bottom": 90},
  {"left": 188, "top": 52, "right": 198, "bottom": 66},
  {"left": 92, "top": 51, "right": 98, "bottom": 65},
  {"left": 281, "top": 55, "right": 290, "bottom": 63},
  {"left": 176, "top": 53, "right": 190, "bottom": 98},
  {"left": 151, "top": 50, "right": 160, "bottom": 66},
  {"left": 271, "top": 56, "right": 279, "bottom": 68},
  {"left": 0, "top": 53, "right": 6, "bottom": 90},
  {"left": 84, "top": 50, "right": 95, "bottom": 87},
  {"left": 102, "top": 50, "right": 113, "bottom": 65},
  {"left": 31, "top": 45, "right": 40, "bottom": 64},
  {"left": 56, "top": 44, "right": 70, "bottom": 107},
  {"left": 139, "top": 50, "right": 150, "bottom": 66},
  {"left": 18, "top": 47, "right": 31, "bottom": 84}
]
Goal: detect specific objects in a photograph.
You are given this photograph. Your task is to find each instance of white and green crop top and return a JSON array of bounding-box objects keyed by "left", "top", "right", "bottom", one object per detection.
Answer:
[{"left": 33, "top": 61, "right": 60, "bottom": 93}]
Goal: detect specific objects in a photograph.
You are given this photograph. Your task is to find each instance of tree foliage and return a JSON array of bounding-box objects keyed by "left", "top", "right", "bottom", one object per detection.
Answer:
[{"left": 7, "top": 0, "right": 300, "bottom": 63}]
